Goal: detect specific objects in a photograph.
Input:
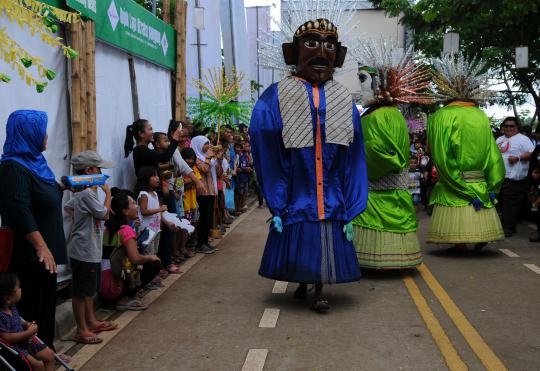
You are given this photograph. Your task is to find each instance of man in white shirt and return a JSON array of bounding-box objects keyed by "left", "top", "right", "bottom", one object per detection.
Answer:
[{"left": 496, "top": 117, "right": 534, "bottom": 237}]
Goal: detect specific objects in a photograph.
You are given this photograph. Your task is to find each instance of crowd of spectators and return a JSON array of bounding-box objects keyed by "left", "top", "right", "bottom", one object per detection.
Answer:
[{"left": 0, "top": 110, "right": 260, "bottom": 368}]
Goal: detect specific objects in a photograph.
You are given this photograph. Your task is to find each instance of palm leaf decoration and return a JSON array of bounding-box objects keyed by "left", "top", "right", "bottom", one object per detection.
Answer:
[{"left": 188, "top": 67, "right": 253, "bottom": 139}]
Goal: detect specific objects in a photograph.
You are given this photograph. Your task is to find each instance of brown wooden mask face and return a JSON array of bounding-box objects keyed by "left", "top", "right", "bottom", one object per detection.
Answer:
[{"left": 282, "top": 32, "right": 347, "bottom": 85}]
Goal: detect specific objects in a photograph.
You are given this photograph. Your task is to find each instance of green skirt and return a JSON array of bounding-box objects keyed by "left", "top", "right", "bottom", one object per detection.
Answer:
[
  {"left": 353, "top": 226, "right": 422, "bottom": 269},
  {"left": 426, "top": 205, "right": 504, "bottom": 244}
]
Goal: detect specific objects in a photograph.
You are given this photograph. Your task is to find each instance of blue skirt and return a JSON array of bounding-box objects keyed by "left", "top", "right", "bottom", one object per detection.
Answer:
[{"left": 259, "top": 221, "right": 361, "bottom": 284}]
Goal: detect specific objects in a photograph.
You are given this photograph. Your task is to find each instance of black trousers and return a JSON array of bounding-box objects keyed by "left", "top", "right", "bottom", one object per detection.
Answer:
[
  {"left": 196, "top": 195, "right": 215, "bottom": 247},
  {"left": 500, "top": 179, "right": 529, "bottom": 234},
  {"left": 124, "top": 260, "right": 160, "bottom": 297},
  {"left": 158, "top": 225, "right": 173, "bottom": 267},
  {"left": 157, "top": 192, "right": 178, "bottom": 267},
  {"left": 254, "top": 181, "right": 264, "bottom": 206},
  {"left": 10, "top": 263, "right": 57, "bottom": 348}
]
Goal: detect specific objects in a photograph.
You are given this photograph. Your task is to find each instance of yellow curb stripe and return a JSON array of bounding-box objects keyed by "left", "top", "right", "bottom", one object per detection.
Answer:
[
  {"left": 417, "top": 264, "right": 508, "bottom": 371},
  {"left": 403, "top": 275, "right": 468, "bottom": 371}
]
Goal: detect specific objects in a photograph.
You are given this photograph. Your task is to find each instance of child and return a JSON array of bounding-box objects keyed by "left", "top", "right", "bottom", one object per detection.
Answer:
[
  {"left": 65, "top": 151, "right": 117, "bottom": 345},
  {"left": 0, "top": 273, "right": 56, "bottom": 371},
  {"left": 135, "top": 166, "right": 167, "bottom": 256},
  {"left": 236, "top": 142, "right": 253, "bottom": 212},
  {"left": 181, "top": 147, "right": 200, "bottom": 256},
  {"left": 408, "top": 157, "right": 422, "bottom": 206},
  {"left": 136, "top": 166, "right": 180, "bottom": 274},
  {"left": 181, "top": 147, "right": 199, "bottom": 224},
  {"left": 153, "top": 132, "right": 184, "bottom": 272},
  {"left": 192, "top": 136, "right": 221, "bottom": 254},
  {"left": 232, "top": 142, "right": 244, "bottom": 214},
  {"left": 104, "top": 189, "right": 161, "bottom": 311}
]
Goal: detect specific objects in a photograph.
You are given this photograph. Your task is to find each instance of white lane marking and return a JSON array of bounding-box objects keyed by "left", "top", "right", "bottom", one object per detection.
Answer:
[
  {"left": 241, "top": 349, "right": 268, "bottom": 371},
  {"left": 499, "top": 249, "right": 520, "bottom": 258},
  {"left": 258, "top": 308, "right": 280, "bottom": 328},
  {"left": 272, "top": 281, "right": 288, "bottom": 294},
  {"left": 524, "top": 264, "right": 540, "bottom": 274}
]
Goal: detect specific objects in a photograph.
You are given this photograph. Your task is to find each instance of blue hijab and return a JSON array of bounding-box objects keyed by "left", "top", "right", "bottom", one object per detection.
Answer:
[{"left": 1, "top": 110, "right": 56, "bottom": 184}]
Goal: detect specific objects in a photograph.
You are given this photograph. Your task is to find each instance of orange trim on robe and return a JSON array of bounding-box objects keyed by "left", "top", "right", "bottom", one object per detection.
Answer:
[{"left": 312, "top": 85, "right": 326, "bottom": 220}]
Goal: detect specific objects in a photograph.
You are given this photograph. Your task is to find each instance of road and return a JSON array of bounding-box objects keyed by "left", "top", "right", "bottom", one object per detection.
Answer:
[{"left": 80, "top": 207, "right": 540, "bottom": 371}]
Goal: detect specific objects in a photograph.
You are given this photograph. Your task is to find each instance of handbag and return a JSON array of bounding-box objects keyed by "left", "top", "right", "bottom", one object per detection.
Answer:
[
  {"left": 99, "top": 262, "right": 124, "bottom": 303},
  {"left": 0, "top": 227, "right": 14, "bottom": 273}
]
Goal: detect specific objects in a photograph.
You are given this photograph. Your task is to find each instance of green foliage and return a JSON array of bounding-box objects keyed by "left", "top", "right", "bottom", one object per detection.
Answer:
[
  {"left": 187, "top": 98, "right": 253, "bottom": 129},
  {"left": 133, "top": 0, "right": 176, "bottom": 23},
  {"left": 372, "top": 0, "right": 540, "bottom": 113}
]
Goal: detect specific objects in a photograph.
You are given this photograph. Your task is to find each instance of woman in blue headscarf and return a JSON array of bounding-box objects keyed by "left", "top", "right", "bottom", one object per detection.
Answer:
[{"left": 0, "top": 110, "right": 66, "bottom": 348}]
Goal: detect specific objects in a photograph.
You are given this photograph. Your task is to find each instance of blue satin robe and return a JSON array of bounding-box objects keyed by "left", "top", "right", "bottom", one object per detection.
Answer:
[{"left": 249, "top": 80, "right": 368, "bottom": 284}]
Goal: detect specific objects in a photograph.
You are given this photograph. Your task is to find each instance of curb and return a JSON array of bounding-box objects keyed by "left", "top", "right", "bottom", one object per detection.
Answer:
[{"left": 57, "top": 201, "right": 259, "bottom": 370}]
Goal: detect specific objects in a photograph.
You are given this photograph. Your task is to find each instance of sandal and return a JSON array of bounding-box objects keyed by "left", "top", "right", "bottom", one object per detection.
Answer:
[
  {"left": 312, "top": 299, "right": 330, "bottom": 313},
  {"left": 73, "top": 333, "right": 103, "bottom": 344},
  {"left": 116, "top": 299, "right": 149, "bottom": 311},
  {"left": 55, "top": 353, "right": 72, "bottom": 365},
  {"left": 167, "top": 264, "right": 182, "bottom": 274},
  {"left": 158, "top": 269, "right": 169, "bottom": 278},
  {"left": 90, "top": 321, "right": 118, "bottom": 333}
]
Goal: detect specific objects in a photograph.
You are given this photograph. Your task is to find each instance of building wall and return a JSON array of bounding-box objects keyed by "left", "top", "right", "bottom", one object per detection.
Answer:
[
  {"left": 245, "top": 6, "right": 275, "bottom": 99},
  {"left": 185, "top": 0, "right": 223, "bottom": 100},
  {"left": 220, "top": 0, "right": 252, "bottom": 101},
  {"left": 334, "top": 9, "right": 405, "bottom": 97}
]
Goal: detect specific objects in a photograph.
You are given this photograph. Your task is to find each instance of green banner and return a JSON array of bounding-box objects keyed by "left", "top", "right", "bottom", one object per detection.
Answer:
[
  {"left": 40, "top": 0, "right": 66, "bottom": 8},
  {"left": 66, "top": 0, "right": 176, "bottom": 70}
]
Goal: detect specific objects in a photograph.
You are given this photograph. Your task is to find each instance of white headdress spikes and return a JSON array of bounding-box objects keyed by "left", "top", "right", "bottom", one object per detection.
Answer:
[
  {"left": 351, "top": 38, "right": 436, "bottom": 105},
  {"left": 258, "top": 0, "right": 362, "bottom": 72},
  {"left": 431, "top": 53, "right": 493, "bottom": 102}
]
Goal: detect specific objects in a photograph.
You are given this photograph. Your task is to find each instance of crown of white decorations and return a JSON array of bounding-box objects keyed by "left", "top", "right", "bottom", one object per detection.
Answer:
[
  {"left": 431, "top": 53, "right": 493, "bottom": 103},
  {"left": 258, "top": 0, "right": 362, "bottom": 72},
  {"left": 351, "top": 38, "right": 436, "bottom": 105}
]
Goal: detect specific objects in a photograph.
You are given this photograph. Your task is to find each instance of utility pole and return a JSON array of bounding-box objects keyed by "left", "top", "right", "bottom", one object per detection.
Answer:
[
  {"left": 193, "top": 0, "right": 205, "bottom": 100},
  {"left": 255, "top": 6, "right": 260, "bottom": 98}
]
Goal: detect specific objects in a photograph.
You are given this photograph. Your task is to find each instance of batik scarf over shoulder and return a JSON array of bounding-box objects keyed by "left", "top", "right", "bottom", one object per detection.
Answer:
[{"left": 277, "top": 76, "right": 354, "bottom": 148}]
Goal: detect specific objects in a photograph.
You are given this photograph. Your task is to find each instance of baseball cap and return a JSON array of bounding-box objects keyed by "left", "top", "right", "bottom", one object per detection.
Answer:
[{"left": 71, "top": 151, "right": 114, "bottom": 171}]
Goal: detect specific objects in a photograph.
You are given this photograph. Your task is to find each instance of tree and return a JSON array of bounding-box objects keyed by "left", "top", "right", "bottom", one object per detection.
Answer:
[
  {"left": 0, "top": 0, "right": 79, "bottom": 92},
  {"left": 371, "top": 0, "right": 540, "bottom": 119}
]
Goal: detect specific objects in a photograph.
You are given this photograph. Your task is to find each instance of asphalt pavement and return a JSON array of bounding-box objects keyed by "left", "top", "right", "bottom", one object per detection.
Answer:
[{"left": 78, "top": 207, "right": 540, "bottom": 371}]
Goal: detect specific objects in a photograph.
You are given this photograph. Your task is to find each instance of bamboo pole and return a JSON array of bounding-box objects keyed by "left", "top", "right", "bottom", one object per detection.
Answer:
[
  {"left": 79, "top": 21, "right": 88, "bottom": 151},
  {"left": 162, "top": 0, "right": 170, "bottom": 23},
  {"left": 69, "top": 21, "right": 83, "bottom": 154},
  {"left": 174, "top": 0, "right": 187, "bottom": 120},
  {"left": 128, "top": 56, "right": 140, "bottom": 120},
  {"left": 85, "top": 21, "right": 97, "bottom": 150}
]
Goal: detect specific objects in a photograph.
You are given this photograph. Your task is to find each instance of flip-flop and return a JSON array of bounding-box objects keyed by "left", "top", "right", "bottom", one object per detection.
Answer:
[
  {"left": 312, "top": 299, "right": 330, "bottom": 313},
  {"left": 73, "top": 333, "right": 103, "bottom": 344},
  {"left": 167, "top": 264, "right": 183, "bottom": 274},
  {"left": 116, "top": 299, "right": 148, "bottom": 311},
  {"left": 90, "top": 321, "right": 118, "bottom": 333},
  {"left": 55, "top": 353, "right": 72, "bottom": 365}
]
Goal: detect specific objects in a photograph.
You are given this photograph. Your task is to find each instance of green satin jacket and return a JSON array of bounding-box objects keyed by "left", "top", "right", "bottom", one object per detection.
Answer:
[
  {"left": 427, "top": 102, "right": 505, "bottom": 207},
  {"left": 352, "top": 106, "right": 417, "bottom": 233}
]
